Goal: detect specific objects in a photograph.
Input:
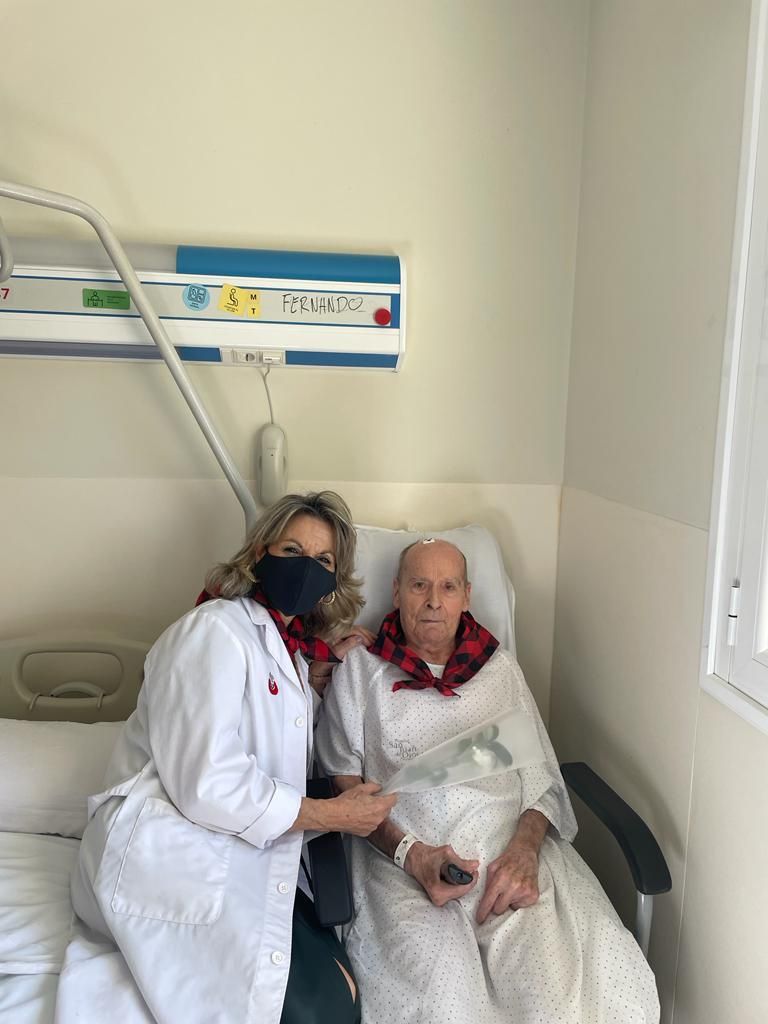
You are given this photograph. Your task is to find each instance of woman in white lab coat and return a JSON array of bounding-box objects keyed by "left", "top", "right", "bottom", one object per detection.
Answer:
[{"left": 63, "top": 491, "right": 395, "bottom": 1024}]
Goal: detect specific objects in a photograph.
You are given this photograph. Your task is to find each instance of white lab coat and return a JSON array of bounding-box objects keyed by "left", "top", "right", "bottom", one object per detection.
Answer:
[{"left": 58, "top": 598, "right": 314, "bottom": 1024}]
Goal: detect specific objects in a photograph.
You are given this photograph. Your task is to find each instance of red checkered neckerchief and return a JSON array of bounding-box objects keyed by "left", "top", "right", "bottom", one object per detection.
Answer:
[
  {"left": 368, "top": 610, "right": 499, "bottom": 697},
  {"left": 195, "top": 587, "right": 339, "bottom": 663}
]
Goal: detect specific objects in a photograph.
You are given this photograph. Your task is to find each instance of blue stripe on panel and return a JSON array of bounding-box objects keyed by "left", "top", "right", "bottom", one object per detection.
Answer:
[
  {"left": 11, "top": 275, "right": 130, "bottom": 284},
  {"left": 285, "top": 351, "right": 398, "bottom": 369},
  {"left": 176, "top": 246, "right": 400, "bottom": 286},
  {"left": 0, "top": 341, "right": 161, "bottom": 359},
  {"left": 0, "top": 309, "right": 143, "bottom": 319},
  {"left": 177, "top": 346, "right": 222, "bottom": 362},
  {"left": 0, "top": 341, "right": 222, "bottom": 362},
  {"left": 389, "top": 294, "right": 401, "bottom": 329}
]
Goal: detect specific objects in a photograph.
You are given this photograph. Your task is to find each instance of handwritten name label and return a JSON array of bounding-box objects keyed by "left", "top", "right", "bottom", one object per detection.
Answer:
[
  {"left": 281, "top": 293, "right": 365, "bottom": 317},
  {"left": 391, "top": 738, "right": 419, "bottom": 762}
]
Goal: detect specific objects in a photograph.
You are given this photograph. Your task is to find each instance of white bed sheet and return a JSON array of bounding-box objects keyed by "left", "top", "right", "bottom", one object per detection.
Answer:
[
  {"left": 0, "top": 830, "right": 149, "bottom": 1023},
  {"left": 0, "top": 973, "right": 57, "bottom": 1024},
  {"left": 0, "top": 833, "right": 79, "bottom": 976},
  {"left": 0, "top": 832, "right": 80, "bottom": 1024}
]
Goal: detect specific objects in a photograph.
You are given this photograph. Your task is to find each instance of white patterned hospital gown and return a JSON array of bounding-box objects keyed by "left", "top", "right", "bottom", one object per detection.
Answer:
[{"left": 315, "top": 646, "right": 660, "bottom": 1024}]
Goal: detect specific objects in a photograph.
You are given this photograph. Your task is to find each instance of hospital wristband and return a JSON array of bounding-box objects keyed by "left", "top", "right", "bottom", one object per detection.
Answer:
[{"left": 393, "top": 832, "right": 420, "bottom": 870}]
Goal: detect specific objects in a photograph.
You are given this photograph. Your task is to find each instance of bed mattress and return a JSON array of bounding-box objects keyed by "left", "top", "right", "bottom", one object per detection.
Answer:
[{"left": 0, "top": 832, "right": 81, "bottom": 1023}]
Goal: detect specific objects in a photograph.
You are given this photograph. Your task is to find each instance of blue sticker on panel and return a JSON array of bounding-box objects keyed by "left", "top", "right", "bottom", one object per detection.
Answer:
[{"left": 182, "top": 284, "right": 210, "bottom": 311}]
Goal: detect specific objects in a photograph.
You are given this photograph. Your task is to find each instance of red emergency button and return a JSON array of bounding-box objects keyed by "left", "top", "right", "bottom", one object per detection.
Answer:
[{"left": 374, "top": 307, "right": 391, "bottom": 326}]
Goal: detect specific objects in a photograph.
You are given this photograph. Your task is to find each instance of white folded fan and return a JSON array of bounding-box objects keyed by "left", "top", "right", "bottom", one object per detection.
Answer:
[{"left": 380, "top": 708, "right": 546, "bottom": 795}]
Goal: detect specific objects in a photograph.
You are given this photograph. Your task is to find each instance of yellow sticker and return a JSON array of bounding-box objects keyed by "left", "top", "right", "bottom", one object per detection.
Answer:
[
  {"left": 218, "top": 284, "right": 246, "bottom": 316},
  {"left": 244, "top": 290, "right": 261, "bottom": 319}
]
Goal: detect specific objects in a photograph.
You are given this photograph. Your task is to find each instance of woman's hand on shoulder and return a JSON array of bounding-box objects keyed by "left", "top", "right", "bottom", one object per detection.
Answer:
[{"left": 329, "top": 624, "right": 376, "bottom": 661}]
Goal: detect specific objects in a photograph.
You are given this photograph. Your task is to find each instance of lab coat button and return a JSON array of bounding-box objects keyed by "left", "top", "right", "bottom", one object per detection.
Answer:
[
  {"left": 271, "top": 951, "right": 285, "bottom": 965},
  {"left": 295, "top": 716, "right": 305, "bottom": 728},
  {"left": 277, "top": 882, "right": 290, "bottom": 894}
]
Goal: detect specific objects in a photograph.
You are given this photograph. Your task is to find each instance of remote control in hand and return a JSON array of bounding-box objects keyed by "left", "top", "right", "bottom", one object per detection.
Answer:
[{"left": 441, "top": 862, "right": 474, "bottom": 885}]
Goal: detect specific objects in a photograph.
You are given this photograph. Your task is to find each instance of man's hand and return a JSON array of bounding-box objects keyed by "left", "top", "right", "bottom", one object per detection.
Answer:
[
  {"left": 405, "top": 842, "right": 479, "bottom": 907},
  {"left": 475, "top": 842, "right": 540, "bottom": 924}
]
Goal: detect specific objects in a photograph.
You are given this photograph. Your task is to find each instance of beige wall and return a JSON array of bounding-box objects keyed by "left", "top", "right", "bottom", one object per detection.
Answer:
[
  {"left": 672, "top": 694, "right": 768, "bottom": 1024},
  {"left": 0, "top": 1, "right": 590, "bottom": 712},
  {"left": 563, "top": 0, "right": 748, "bottom": 531},
  {"left": 0, "top": 0, "right": 587, "bottom": 486},
  {"left": 553, "top": 490, "right": 709, "bottom": 1016},
  {"left": 550, "top": 2, "right": 758, "bottom": 1022}
]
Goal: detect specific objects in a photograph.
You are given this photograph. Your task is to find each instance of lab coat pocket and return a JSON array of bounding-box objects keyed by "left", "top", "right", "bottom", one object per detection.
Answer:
[{"left": 111, "top": 797, "right": 233, "bottom": 925}]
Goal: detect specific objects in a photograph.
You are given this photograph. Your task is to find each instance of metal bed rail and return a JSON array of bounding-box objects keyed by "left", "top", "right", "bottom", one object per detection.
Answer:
[{"left": 0, "top": 179, "right": 258, "bottom": 531}]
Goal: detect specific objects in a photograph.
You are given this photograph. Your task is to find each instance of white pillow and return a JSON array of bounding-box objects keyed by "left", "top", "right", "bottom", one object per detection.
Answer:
[
  {"left": 0, "top": 720, "right": 122, "bottom": 838},
  {"left": 354, "top": 523, "right": 516, "bottom": 654},
  {"left": 0, "top": 832, "right": 79, "bottom": 975}
]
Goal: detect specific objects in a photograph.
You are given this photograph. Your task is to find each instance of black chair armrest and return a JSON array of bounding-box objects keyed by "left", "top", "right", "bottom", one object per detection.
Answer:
[
  {"left": 560, "top": 761, "right": 671, "bottom": 896},
  {"left": 305, "top": 777, "right": 354, "bottom": 927}
]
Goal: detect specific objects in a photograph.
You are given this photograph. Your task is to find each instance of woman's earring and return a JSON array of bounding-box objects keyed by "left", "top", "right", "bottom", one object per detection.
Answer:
[{"left": 320, "top": 591, "right": 337, "bottom": 606}]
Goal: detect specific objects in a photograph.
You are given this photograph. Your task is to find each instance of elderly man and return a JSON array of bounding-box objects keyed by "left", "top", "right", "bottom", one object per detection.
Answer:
[{"left": 315, "top": 539, "right": 659, "bottom": 1024}]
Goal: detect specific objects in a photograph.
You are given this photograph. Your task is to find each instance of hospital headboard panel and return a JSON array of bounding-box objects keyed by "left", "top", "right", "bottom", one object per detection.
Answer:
[
  {"left": 353, "top": 524, "right": 516, "bottom": 655},
  {"left": 0, "top": 633, "right": 149, "bottom": 723}
]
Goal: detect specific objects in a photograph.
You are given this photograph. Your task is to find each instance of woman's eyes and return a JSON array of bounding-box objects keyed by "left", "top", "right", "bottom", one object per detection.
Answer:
[{"left": 281, "top": 544, "right": 334, "bottom": 568}]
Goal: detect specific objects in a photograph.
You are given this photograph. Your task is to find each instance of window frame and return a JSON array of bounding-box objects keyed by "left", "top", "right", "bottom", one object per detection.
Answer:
[{"left": 702, "top": 0, "right": 768, "bottom": 733}]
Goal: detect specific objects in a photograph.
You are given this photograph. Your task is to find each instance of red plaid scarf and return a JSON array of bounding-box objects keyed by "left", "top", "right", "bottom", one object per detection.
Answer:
[
  {"left": 195, "top": 588, "right": 338, "bottom": 663},
  {"left": 368, "top": 610, "right": 499, "bottom": 697}
]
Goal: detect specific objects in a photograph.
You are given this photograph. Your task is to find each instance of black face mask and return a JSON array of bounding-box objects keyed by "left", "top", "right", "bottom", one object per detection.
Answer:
[{"left": 252, "top": 552, "right": 337, "bottom": 617}]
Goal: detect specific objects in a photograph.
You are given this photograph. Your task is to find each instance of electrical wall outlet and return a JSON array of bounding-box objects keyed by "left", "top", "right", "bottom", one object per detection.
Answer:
[{"left": 220, "top": 348, "right": 285, "bottom": 366}]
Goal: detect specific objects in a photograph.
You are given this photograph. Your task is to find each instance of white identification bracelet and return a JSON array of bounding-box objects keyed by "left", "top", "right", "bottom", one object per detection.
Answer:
[{"left": 393, "top": 832, "right": 420, "bottom": 870}]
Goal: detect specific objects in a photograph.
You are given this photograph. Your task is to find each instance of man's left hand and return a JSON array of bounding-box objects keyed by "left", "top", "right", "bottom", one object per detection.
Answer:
[{"left": 475, "top": 844, "right": 540, "bottom": 924}]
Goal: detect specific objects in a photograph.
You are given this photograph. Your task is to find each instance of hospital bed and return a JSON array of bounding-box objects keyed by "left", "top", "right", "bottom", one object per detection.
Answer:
[{"left": 0, "top": 522, "right": 670, "bottom": 1023}]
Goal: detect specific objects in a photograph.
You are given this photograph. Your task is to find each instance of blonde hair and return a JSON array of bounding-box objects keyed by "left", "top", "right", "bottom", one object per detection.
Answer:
[{"left": 205, "top": 491, "right": 363, "bottom": 641}]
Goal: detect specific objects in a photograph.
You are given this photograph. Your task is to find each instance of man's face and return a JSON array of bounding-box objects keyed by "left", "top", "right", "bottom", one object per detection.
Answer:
[{"left": 393, "top": 541, "right": 470, "bottom": 655}]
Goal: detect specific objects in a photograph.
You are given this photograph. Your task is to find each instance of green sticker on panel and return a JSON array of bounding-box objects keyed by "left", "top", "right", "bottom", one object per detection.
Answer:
[{"left": 82, "top": 288, "right": 130, "bottom": 311}]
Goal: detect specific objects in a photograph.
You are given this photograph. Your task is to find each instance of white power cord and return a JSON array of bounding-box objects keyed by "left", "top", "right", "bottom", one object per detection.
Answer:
[{"left": 260, "top": 367, "right": 275, "bottom": 425}]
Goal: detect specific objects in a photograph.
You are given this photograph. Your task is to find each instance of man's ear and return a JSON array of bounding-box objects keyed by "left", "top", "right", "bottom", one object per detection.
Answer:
[{"left": 392, "top": 577, "right": 401, "bottom": 609}]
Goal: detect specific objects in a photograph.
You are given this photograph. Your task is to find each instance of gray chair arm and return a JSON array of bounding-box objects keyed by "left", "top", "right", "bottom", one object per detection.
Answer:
[{"left": 560, "top": 761, "right": 671, "bottom": 958}]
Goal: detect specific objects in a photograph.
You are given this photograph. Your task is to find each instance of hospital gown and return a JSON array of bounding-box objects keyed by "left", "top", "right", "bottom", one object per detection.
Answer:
[{"left": 315, "top": 646, "right": 660, "bottom": 1024}]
